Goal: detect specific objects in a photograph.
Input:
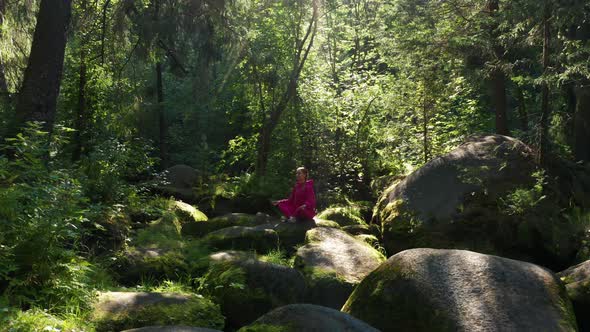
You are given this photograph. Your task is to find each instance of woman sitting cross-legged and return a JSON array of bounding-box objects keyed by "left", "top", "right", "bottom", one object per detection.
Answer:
[{"left": 272, "top": 167, "right": 316, "bottom": 223}]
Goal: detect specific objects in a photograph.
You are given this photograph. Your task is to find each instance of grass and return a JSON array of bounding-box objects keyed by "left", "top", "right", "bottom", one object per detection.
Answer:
[{"left": 259, "top": 249, "right": 294, "bottom": 267}]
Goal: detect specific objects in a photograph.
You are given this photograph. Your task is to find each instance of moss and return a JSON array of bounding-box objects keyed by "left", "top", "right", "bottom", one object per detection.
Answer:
[
  {"left": 355, "top": 234, "right": 380, "bottom": 248},
  {"left": 135, "top": 217, "right": 183, "bottom": 248},
  {"left": 342, "top": 261, "right": 455, "bottom": 332},
  {"left": 316, "top": 206, "right": 366, "bottom": 226},
  {"left": 172, "top": 200, "right": 208, "bottom": 223},
  {"left": 182, "top": 213, "right": 261, "bottom": 237},
  {"left": 203, "top": 227, "right": 279, "bottom": 253},
  {"left": 314, "top": 218, "right": 341, "bottom": 229},
  {"left": 93, "top": 296, "right": 224, "bottom": 332},
  {"left": 114, "top": 245, "right": 196, "bottom": 284}
]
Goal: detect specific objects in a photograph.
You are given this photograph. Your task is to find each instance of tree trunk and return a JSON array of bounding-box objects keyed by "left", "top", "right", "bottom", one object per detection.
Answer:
[
  {"left": 0, "top": 0, "right": 9, "bottom": 100},
  {"left": 255, "top": 0, "right": 317, "bottom": 176},
  {"left": 565, "top": 84, "right": 577, "bottom": 150},
  {"left": 72, "top": 49, "right": 88, "bottom": 162},
  {"left": 157, "top": 62, "right": 168, "bottom": 168},
  {"left": 491, "top": 69, "right": 509, "bottom": 135},
  {"left": 516, "top": 86, "right": 528, "bottom": 132},
  {"left": 574, "top": 84, "right": 590, "bottom": 162},
  {"left": 539, "top": 1, "right": 551, "bottom": 164},
  {"left": 100, "top": 0, "right": 111, "bottom": 66},
  {"left": 12, "top": 0, "right": 71, "bottom": 135},
  {"left": 486, "top": 0, "right": 509, "bottom": 136}
]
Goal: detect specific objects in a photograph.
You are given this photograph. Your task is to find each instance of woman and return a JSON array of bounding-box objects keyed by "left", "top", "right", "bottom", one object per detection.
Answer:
[{"left": 273, "top": 167, "right": 316, "bottom": 222}]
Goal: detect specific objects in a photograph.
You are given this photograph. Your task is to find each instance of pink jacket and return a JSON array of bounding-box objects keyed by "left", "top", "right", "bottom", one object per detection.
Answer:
[{"left": 279, "top": 179, "right": 316, "bottom": 219}]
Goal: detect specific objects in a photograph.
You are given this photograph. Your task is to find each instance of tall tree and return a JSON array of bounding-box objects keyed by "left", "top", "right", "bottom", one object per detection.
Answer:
[
  {"left": 255, "top": 0, "right": 318, "bottom": 176},
  {"left": 0, "top": 0, "right": 8, "bottom": 100},
  {"left": 12, "top": 0, "right": 72, "bottom": 135},
  {"left": 486, "top": 0, "right": 509, "bottom": 136},
  {"left": 538, "top": 0, "right": 552, "bottom": 163}
]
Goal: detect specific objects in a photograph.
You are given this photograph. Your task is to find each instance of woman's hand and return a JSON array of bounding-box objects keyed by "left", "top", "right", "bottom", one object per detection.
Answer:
[
  {"left": 271, "top": 200, "right": 280, "bottom": 206},
  {"left": 296, "top": 204, "right": 306, "bottom": 211}
]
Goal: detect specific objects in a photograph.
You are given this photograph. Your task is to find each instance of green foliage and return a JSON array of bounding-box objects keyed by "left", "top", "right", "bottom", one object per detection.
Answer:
[
  {"left": 3, "top": 308, "right": 92, "bottom": 332},
  {"left": 0, "top": 124, "right": 93, "bottom": 312},
  {"left": 500, "top": 170, "right": 547, "bottom": 216},
  {"left": 259, "top": 249, "right": 293, "bottom": 267}
]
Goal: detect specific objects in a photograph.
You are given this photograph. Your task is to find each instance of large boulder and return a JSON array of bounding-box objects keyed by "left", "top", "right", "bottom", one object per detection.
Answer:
[
  {"left": 202, "top": 226, "right": 279, "bottom": 252},
  {"left": 238, "top": 304, "right": 380, "bottom": 332},
  {"left": 158, "top": 165, "right": 200, "bottom": 202},
  {"left": 373, "top": 134, "right": 576, "bottom": 267},
  {"left": 122, "top": 327, "right": 222, "bottom": 332},
  {"left": 294, "top": 227, "right": 385, "bottom": 309},
  {"left": 342, "top": 249, "right": 577, "bottom": 332},
  {"left": 92, "top": 292, "right": 224, "bottom": 332},
  {"left": 114, "top": 247, "right": 188, "bottom": 285},
  {"left": 182, "top": 213, "right": 270, "bottom": 237},
  {"left": 273, "top": 218, "right": 317, "bottom": 251},
  {"left": 559, "top": 260, "right": 590, "bottom": 331},
  {"left": 200, "top": 251, "right": 306, "bottom": 329}
]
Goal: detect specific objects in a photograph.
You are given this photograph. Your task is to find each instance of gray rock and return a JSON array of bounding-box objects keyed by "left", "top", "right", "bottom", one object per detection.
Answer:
[
  {"left": 202, "top": 226, "right": 279, "bottom": 252},
  {"left": 201, "top": 252, "right": 307, "bottom": 329},
  {"left": 182, "top": 213, "right": 269, "bottom": 237},
  {"left": 342, "top": 248, "right": 577, "bottom": 332},
  {"left": 158, "top": 165, "right": 200, "bottom": 202},
  {"left": 239, "top": 304, "right": 380, "bottom": 332},
  {"left": 95, "top": 292, "right": 191, "bottom": 314},
  {"left": 558, "top": 260, "right": 590, "bottom": 331},
  {"left": 294, "top": 227, "right": 385, "bottom": 309},
  {"left": 373, "top": 135, "right": 576, "bottom": 267},
  {"left": 122, "top": 326, "right": 222, "bottom": 332},
  {"left": 92, "top": 292, "right": 224, "bottom": 332}
]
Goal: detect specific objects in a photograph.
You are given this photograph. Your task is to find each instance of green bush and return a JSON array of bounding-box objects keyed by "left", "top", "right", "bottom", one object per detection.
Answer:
[
  {"left": 0, "top": 124, "right": 95, "bottom": 312},
  {"left": 2, "top": 308, "right": 92, "bottom": 332}
]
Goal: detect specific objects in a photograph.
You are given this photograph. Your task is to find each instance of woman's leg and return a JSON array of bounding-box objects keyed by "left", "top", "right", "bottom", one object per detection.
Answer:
[{"left": 277, "top": 201, "right": 295, "bottom": 217}]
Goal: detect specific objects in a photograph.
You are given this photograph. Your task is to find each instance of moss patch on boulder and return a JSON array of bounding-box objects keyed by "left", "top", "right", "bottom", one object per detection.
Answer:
[
  {"left": 199, "top": 254, "right": 306, "bottom": 329},
  {"left": 202, "top": 226, "right": 279, "bottom": 253},
  {"left": 92, "top": 292, "right": 224, "bottom": 332},
  {"left": 342, "top": 249, "right": 577, "bottom": 332},
  {"left": 316, "top": 205, "right": 366, "bottom": 227},
  {"left": 182, "top": 213, "right": 270, "bottom": 237}
]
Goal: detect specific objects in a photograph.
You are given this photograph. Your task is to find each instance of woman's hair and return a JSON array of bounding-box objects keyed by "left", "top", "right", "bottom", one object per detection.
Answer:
[{"left": 296, "top": 166, "right": 308, "bottom": 179}]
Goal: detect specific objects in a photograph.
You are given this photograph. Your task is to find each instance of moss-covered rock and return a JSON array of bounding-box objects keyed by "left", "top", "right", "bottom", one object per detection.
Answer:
[
  {"left": 92, "top": 292, "right": 224, "bottom": 332},
  {"left": 313, "top": 218, "right": 341, "bottom": 229},
  {"left": 202, "top": 226, "right": 279, "bottom": 253},
  {"left": 122, "top": 326, "right": 222, "bottom": 332},
  {"left": 238, "top": 304, "right": 379, "bottom": 332},
  {"left": 182, "top": 213, "right": 270, "bottom": 237},
  {"left": 373, "top": 135, "right": 579, "bottom": 269},
  {"left": 114, "top": 247, "right": 189, "bottom": 284},
  {"left": 342, "top": 248, "right": 577, "bottom": 332},
  {"left": 199, "top": 253, "right": 306, "bottom": 330},
  {"left": 558, "top": 260, "right": 590, "bottom": 331},
  {"left": 355, "top": 234, "right": 381, "bottom": 248},
  {"left": 294, "top": 227, "right": 385, "bottom": 309},
  {"left": 172, "top": 200, "right": 208, "bottom": 224},
  {"left": 342, "top": 224, "right": 379, "bottom": 237},
  {"left": 316, "top": 205, "right": 366, "bottom": 226},
  {"left": 270, "top": 218, "right": 317, "bottom": 253}
]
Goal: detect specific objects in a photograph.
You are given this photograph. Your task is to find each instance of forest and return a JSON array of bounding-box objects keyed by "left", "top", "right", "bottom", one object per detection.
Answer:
[{"left": 1, "top": 0, "right": 590, "bottom": 331}]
